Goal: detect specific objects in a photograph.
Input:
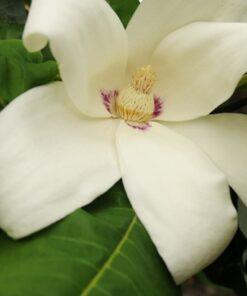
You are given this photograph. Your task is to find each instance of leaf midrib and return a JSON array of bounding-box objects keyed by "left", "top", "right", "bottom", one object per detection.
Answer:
[{"left": 81, "top": 215, "right": 137, "bottom": 295}]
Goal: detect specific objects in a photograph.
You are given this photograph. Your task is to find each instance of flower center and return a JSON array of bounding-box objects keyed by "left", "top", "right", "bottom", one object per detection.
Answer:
[
  {"left": 101, "top": 65, "right": 163, "bottom": 131},
  {"left": 115, "top": 65, "right": 157, "bottom": 123}
]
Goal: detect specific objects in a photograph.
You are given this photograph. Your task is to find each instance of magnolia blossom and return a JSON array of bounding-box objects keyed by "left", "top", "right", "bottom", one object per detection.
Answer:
[{"left": 0, "top": 0, "right": 247, "bottom": 284}]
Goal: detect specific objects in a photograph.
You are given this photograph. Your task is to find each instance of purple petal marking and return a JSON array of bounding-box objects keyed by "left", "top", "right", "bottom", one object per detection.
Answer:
[
  {"left": 100, "top": 89, "right": 118, "bottom": 115},
  {"left": 127, "top": 122, "right": 151, "bottom": 131},
  {"left": 152, "top": 95, "right": 164, "bottom": 119}
]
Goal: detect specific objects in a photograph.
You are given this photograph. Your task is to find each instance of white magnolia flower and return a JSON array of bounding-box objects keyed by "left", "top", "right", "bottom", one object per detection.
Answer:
[{"left": 0, "top": 0, "right": 247, "bottom": 284}]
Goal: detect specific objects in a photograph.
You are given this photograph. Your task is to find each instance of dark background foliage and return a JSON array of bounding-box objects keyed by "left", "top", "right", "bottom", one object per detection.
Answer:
[{"left": 0, "top": 0, "right": 246, "bottom": 295}]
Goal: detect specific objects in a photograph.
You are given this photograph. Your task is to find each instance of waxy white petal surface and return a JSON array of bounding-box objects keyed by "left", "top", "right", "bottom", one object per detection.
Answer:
[
  {"left": 166, "top": 114, "right": 247, "bottom": 206},
  {"left": 128, "top": 0, "right": 247, "bottom": 72},
  {"left": 23, "top": 0, "right": 128, "bottom": 117},
  {"left": 0, "top": 82, "right": 120, "bottom": 238},
  {"left": 116, "top": 121, "right": 237, "bottom": 284},
  {"left": 151, "top": 22, "right": 247, "bottom": 121}
]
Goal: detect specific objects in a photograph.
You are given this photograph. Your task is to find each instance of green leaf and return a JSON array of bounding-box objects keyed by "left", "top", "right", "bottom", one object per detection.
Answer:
[
  {"left": 107, "top": 0, "right": 140, "bottom": 27},
  {"left": 0, "top": 0, "right": 26, "bottom": 40},
  {"left": 0, "top": 0, "right": 26, "bottom": 24},
  {"left": 238, "top": 200, "right": 247, "bottom": 238},
  {"left": 0, "top": 23, "right": 23, "bottom": 40},
  {"left": 0, "top": 39, "right": 58, "bottom": 109},
  {"left": 0, "top": 182, "right": 181, "bottom": 296}
]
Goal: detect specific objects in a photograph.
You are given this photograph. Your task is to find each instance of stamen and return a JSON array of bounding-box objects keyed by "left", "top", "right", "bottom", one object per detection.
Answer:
[
  {"left": 116, "top": 87, "right": 154, "bottom": 123},
  {"left": 115, "top": 65, "right": 157, "bottom": 123},
  {"left": 131, "top": 65, "right": 157, "bottom": 94},
  {"left": 101, "top": 65, "right": 164, "bottom": 127}
]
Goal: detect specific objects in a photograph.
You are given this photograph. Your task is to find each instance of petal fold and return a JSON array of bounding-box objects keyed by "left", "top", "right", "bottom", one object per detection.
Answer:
[
  {"left": 151, "top": 22, "right": 247, "bottom": 121},
  {"left": 116, "top": 122, "right": 237, "bottom": 284},
  {"left": 166, "top": 114, "right": 247, "bottom": 205},
  {"left": 23, "top": 0, "right": 127, "bottom": 117},
  {"left": 0, "top": 82, "right": 120, "bottom": 238},
  {"left": 127, "top": 0, "right": 247, "bottom": 71}
]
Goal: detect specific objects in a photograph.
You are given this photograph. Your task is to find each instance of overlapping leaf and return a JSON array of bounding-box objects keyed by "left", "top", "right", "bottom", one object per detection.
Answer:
[
  {"left": 0, "top": 0, "right": 26, "bottom": 39},
  {"left": 0, "top": 0, "right": 26, "bottom": 24},
  {"left": 0, "top": 40, "right": 58, "bottom": 109}
]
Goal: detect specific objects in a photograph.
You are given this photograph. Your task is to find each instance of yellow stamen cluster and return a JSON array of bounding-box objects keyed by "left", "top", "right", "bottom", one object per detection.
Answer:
[
  {"left": 131, "top": 65, "right": 157, "bottom": 94},
  {"left": 116, "top": 65, "right": 156, "bottom": 123}
]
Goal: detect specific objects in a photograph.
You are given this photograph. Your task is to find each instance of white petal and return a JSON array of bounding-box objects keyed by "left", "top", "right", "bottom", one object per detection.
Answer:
[
  {"left": 116, "top": 122, "right": 237, "bottom": 284},
  {"left": 127, "top": 0, "right": 247, "bottom": 71},
  {"left": 23, "top": 0, "right": 127, "bottom": 117},
  {"left": 151, "top": 22, "right": 247, "bottom": 121},
  {"left": 165, "top": 114, "right": 247, "bottom": 205},
  {"left": 0, "top": 82, "right": 120, "bottom": 239}
]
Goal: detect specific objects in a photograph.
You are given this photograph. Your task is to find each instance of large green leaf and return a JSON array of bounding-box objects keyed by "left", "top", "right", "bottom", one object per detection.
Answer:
[
  {"left": 0, "top": 39, "right": 58, "bottom": 109},
  {"left": 0, "top": 0, "right": 26, "bottom": 24},
  {"left": 0, "top": 0, "right": 26, "bottom": 40},
  {"left": 107, "top": 0, "right": 139, "bottom": 27},
  {"left": 0, "top": 182, "right": 180, "bottom": 296},
  {"left": 0, "top": 23, "right": 23, "bottom": 40}
]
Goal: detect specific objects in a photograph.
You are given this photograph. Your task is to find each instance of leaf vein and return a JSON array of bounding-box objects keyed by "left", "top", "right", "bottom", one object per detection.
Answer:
[
  {"left": 80, "top": 215, "right": 137, "bottom": 295},
  {"left": 50, "top": 235, "right": 109, "bottom": 254}
]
